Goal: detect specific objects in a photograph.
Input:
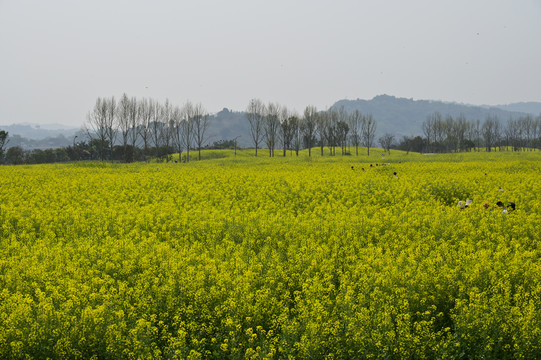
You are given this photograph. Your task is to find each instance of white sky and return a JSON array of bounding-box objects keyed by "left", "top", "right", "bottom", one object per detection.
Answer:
[{"left": 1, "top": 0, "right": 540, "bottom": 127}]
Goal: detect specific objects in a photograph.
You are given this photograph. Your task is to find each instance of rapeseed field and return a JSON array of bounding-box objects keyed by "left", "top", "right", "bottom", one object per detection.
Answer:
[{"left": 1, "top": 150, "right": 540, "bottom": 359}]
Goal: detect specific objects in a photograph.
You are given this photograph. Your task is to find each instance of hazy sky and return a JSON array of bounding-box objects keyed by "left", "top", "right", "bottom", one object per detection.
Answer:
[{"left": 1, "top": 0, "right": 540, "bottom": 127}]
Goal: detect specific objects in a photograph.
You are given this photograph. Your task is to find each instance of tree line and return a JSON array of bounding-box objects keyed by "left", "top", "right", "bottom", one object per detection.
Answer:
[
  {"left": 83, "top": 95, "right": 381, "bottom": 162},
  {"left": 84, "top": 94, "right": 210, "bottom": 163},
  {"left": 80, "top": 96, "right": 382, "bottom": 162},
  {"left": 396, "top": 112, "right": 541, "bottom": 154},
  {"left": 246, "top": 99, "right": 379, "bottom": 157},
  {"left": 2, "top": 96, "right": 541, "bottom": 165}
]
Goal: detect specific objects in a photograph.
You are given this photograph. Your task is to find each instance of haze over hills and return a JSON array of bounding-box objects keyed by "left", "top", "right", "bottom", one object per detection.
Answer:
[
  {"left": 331, "top": 95, "right": 539, "bottom": 138},
  {"left": 0, "top": 123, "right": 80, "bottom": 140},
  {"left": 490, "top": 102, "right": 541, "bottom": 115},
  {"left": 0, "top": 123, "right": 83, "bottom": 150},
  {"left": 1, "top": 96, "right": 540, "bottom": 149}
]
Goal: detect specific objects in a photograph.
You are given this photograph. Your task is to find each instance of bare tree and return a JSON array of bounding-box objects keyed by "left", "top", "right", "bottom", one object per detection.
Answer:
[
  {"left": 494, "top": 119, "right": 502, "bottom": 151},
  {"left": 181, "top": 101, "right": 195, "bottom": 162},
  {"left": 0, "top": 130, "right": 9, "bottom": 164},
  {"left": 362, "top": 114, "right": 377, "bottom": 156},
  {"left": 302, "top": 105, "right": 317, "bottom": 156},
  {"left": 84, "top": 97, "right": 109, "bottom": 161},
  {"left": 337, "top": 106, "right": 349, "bottom": 155},
  {"left": 503, "top": 119, "right": 514, "bottom": 151},
  {"left": 104, "top": 96, "right": 117, "bottom": 161},
  {"left": 117, "top": 93, "right": 131, "bottom": 162},
  {"left": 279, "top": 106, "right": 294, "bottom": 157},
  {"left": 464, "top": 120, "right": 476, "bottom": 151},
  {"left": 129, "top": 96, "right": 139, "bottom": 151},
  {"left": 138, "top": 98, "right": 153, "bottom": 158},
  {"left": 532, "top": 115, "right": 541, "bottom": 150},
  {"left": 432, "top": 112, "right": 445, "bottom": 146},
  {"left": 482, "top": 116, "right": 500, "bottom": 152},
  {"left": 324, "top": 109, "right": 338, "bottom": 156},
  {"left": 519, "top": 115, "right": 535, "bottom": 150},
  {"left": 474, "top": 119, "right": 481, "bottom": 151},
  {"left": 443, "top": 115, "right": 454, "bottom": 152},
  {"left": 336, "top": 120, "right": 349, "bottom": 155},
  {"left": 191, "top": 102, "right": 210, "bottom": 161},
  {"left": 264, "top": 102, "right": 280, "bottom": 157},
  {"left": 454, "top": 115, "right": 468, "bottom": 152},
  {"left": 316, "top": 111, "right": 327, "bottom": 156},
  {"left": 161, "top": 99, "right": 174, "bottom": 161},
  {"left": 348, "top": 109, "right": 362, "bottom": 156},
  {"left": 532, "top": 115, "right": 540, "bottom": 150},
  {"left": 149, "top": 100, "right": 163, "bottom": 158},
  {"left": 378, "top": 133, "right": 395, "bottom": 154},
  {"left": 290, "top": 115, "right": 302, "bottom": 156},
  {"left": 246, "top": 99, "right": 265, "bottom": 156},
  {"left": 422, "top": 112, "right": 444, "bottom": 152},
  {"left": 422, "top": 116, "right": 434, "bottom": 153},
  {"left": 171, "top": 105, "right": 185, "bottom": 161}
]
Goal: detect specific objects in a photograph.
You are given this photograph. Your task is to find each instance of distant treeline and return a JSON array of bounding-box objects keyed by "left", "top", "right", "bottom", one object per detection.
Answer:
[
  {"left": 0, "top": 139, "right": 241, "bottom": 165},
  {"left": 396, "top": 112, "right": 541, "bottom": 153},
  {"left": 1, "top": 94, "right": 540, "bottom": 165}
]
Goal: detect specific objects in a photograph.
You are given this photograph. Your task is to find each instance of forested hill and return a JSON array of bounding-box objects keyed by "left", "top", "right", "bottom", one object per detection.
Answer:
[
  {"left": 331, "top": 95, "right": 534, "bottom": 137},
  {"left": 494, "top": 102, "right": 541, "bottom": 115},
  {"left": 207, "top": 108, "right": 251, "bottom": 147}
]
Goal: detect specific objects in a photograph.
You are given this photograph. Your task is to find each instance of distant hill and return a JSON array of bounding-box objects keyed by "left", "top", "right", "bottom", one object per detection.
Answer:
[
  {"left": 331, "top": 95, "right": 533, "bottom": 137},
  {"left": 492, "top": 102, "right": 541, "bottom": 115},
  {"left": 208, "top": 108, "right": 252, "bottom": 147},
  {"left": 0, "top": 123, "right": 80, "bottom": 140}
]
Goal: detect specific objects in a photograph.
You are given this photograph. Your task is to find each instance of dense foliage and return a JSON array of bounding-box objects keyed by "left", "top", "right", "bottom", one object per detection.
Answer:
[{"left": 1, "top": 150, "right": 540, "bottom": 359}]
